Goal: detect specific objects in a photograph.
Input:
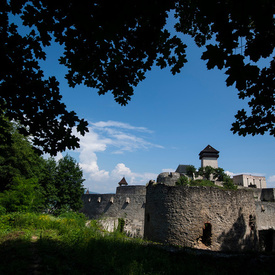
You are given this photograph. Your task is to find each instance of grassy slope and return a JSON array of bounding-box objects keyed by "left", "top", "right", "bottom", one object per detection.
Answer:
[{"left": 0, "top": 213, "right": 274, "bottom": 274}]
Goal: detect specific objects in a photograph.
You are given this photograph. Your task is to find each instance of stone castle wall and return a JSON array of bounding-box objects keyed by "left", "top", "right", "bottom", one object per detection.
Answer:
[
  {"left": 261, "top": 188, "right": 275, "bottom": 202},
  {"left": 255, "top": 201, "right": 275, "bottom": 251},
  {"left": 81, "top": 185, "right": 146, "bottom": 237},
  {"left": 256, "top": 201, "right": 275, "bottom": 230},
  {"left": 144, "top": 184, "right": 258, "bottom": 251},
  {"left": 81, "top": 184, "right": 275, "bottom": 251}
]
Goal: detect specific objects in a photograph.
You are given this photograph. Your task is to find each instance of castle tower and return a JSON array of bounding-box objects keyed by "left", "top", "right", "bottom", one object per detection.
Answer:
[{"left": 199, "top": 145, "right": 219, "bottom": 168}]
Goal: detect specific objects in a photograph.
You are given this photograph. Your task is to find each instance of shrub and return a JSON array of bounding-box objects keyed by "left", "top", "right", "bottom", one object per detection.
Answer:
[
  {"left": 116, "top": 218, "right": 125, "bottom": 233},
  {"left": 59, "top": 211, "right": 87, "bottom": 227},
  {"left": 190, "top": 179, "right": 216, "bottom": 187},
  {"left": 223, "top": 180, "right": 237, "bottom": 190},
  {"left": 0, "top": 205, "right": 6, "bottom": 215},
  {"left": 176, "top": 176, "right": 189, "bottom": 186}
]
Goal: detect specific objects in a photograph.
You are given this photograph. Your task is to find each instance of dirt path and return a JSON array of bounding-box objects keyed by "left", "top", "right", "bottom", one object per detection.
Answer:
[{"left": 29, "top": 236, "right": 41, "bottom": 275}]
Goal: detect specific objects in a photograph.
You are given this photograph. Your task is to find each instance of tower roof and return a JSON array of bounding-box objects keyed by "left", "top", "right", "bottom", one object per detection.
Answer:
[
  {"left": 118, "top": 177, "right": 128, "bottom": 186},
  {"left": 199, "top": 145, "right": 219, "bottom": 159}
]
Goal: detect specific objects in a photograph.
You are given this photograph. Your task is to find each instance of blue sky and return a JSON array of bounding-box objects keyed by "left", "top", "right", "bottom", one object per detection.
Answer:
[{"left": 37, "top": 20, "right": 275, "bottom": 193}]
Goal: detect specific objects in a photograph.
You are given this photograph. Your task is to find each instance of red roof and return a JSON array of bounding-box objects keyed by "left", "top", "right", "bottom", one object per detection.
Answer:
[{"left": 118, "top": 177, "right": 128, "bottom": 186}]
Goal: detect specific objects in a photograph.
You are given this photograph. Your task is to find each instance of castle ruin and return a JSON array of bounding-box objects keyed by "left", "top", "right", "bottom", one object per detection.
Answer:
[{"left": 81, "top": 145, "right": 275, "bottom": 252}]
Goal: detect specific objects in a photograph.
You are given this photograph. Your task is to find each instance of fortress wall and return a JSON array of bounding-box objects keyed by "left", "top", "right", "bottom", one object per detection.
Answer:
[
  {"left": 261, "top": 188, "right": 275, "bottom": 202},
  {"left": 144, "top": 184, "right": 258, "bottom": 251},
  {"left": 81, "top": 186, "right": 146, "bottom": 237},
  {"left": 256, "top": 201, "right": 275, "bottom": 230},
  {"left": 116, "top": 185, "right": 146, "bottom": 195},
  {"left": 256, "top": 201, "right": 275, "bottom": 251},
  {"left": 237, "top": 187, "right": 262, "bottom": 201}
]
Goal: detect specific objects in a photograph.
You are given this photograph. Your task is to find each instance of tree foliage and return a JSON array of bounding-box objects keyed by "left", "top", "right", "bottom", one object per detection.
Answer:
[
  {"left": 48, "top": 155, "right": 85, "bottom": 214},
  {"left": 198, "top": 166, "right": 215, "bottom": 180},
  {"left": 174, "top": 0, "right": 275, "bottom": 137},
  {"left": 195, "top": 166, "right": 237, "bottom": 189},
  {"left": 185, "top": 165, "right": 197, "bottom": 179},
  {"left": 1, "top": 0, "right": 274, "bottom": 157},
  {"left": 0, "top": 177, "right": 45, "bottom": 213},
  {"left": 0, "top": 122, "right": 85, "bottom": 213},
  {"left": 0, "top": 119, "right": 45, "bottom": 192},
  {"left": 176, "top": 175, "right": 189, "bottom": 186},
  {"left": 39, "top": 157, "right": 59, "bottom": 211}
]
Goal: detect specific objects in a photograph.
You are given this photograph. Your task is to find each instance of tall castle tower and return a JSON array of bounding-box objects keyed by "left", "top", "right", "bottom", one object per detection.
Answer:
[{"left": 199, "top": 145, "right": 219, "bottom": 168}]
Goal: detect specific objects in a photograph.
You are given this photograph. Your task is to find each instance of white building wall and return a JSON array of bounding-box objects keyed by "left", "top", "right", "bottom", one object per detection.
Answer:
[
  {"left": 201, "top": 157, "right": 218, "bottom": 168},
  {"left": 233, "top": 174, "right": 267, "bottom": 188}
]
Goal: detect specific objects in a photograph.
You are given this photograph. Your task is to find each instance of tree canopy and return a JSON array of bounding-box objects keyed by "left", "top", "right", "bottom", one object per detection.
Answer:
[
  {"left": 1, "top": 1, "right": 274, "bottom": 154},
  {"left": 0, "top": 123, "right": 85, "bottom": 213}
]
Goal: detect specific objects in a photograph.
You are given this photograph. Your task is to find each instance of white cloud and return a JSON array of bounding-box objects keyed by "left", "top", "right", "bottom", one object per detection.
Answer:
[
  {"left": 92, "top": 120, "right": 153, "bottom": 133},
  {"left": 225, "top": 171, "right": 236, "bottom": 178},
  {"left": 70, "top": 120, "right": 162, "bottom": 193},
  {"left": 90, "top": 123, "right": 163, "bottom": 153},
  {"left": 111, "top": 163, "right": 158, "bottom": 186},
  {"left": 268, "top": 175, "right": 275, "bottom": 183},
  {"left": 84, "top": 162, "right": 158, "bottom": 194},
  {"left": 111, "top": 163, "right": 132, "bottom": 179},
  {"left": 162, "top": 168, "right": 175, "bottom": 173}
]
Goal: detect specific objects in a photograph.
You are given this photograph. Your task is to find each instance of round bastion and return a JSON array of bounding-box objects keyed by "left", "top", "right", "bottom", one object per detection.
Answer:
[{"left": 157, "top": 172, "right": 181, "bottom": 186}]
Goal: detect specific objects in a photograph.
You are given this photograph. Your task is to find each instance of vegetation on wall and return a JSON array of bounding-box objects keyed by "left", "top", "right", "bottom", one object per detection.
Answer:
[{"left": 176, "top": 165, "right": 237, "bottom": 190}]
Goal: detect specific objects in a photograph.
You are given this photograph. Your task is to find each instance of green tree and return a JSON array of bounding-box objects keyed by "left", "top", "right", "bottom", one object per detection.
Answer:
[
  {"left": 1, "top": 1, "right": 274, "bottom": 156},
  {"left": 221, "top": 174, "right": 237, "bottom": 190},
  {"left": 39, "top": 158, "right": 59, "bottom": 211},
  {"left": 0, "top": 120, "right": 45, "bottom": 192},
  {"left": 0, "top": 121, "right": 85, "bottom": 213},
  {"left": 53, "top": 155, "right": 85, "bottom": 214},
  {"left": 198, "top": 166, "right": 215, "bottom": 180},
  {"left": 185, "top": 165, "right": 197, "bottom": 179},
  {"left": 0, "top": 177, "right": 45, "bottom": 213},
  {"left": 213, "top": 167, "right": 226, "bottom": 181}
]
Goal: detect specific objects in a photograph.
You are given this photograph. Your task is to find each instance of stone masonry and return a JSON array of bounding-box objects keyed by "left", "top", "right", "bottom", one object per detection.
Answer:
[
  {"left": 81, "top": 185, "right": 146, "bottom": 237},
  {"left": 81, "top": 145, "right": 275, "bottom": 251},
  {"left": 144, "top": 183, "right": 258, "bottom": 251}
]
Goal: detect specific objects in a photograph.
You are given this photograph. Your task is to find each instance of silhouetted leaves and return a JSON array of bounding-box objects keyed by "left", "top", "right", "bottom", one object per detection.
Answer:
[
  {"left": 1, "top": 0, "right": 274, "bottom": 149},
  {"left": 175, "top": 0, "right": 275, "bottom": 137}
]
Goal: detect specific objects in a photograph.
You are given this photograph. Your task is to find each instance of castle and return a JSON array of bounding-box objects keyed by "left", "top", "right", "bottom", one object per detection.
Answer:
[{"left": 81, "top": 145, "right": 275, "bottom": 252}]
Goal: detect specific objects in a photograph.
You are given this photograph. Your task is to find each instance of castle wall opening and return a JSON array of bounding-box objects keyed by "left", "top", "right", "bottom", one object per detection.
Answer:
[
  {"left": 259, "top": 229, "right": 275, "bottom": 252},
  {"left": 202, "top": 223, "right": 212, "bottom": 246}
]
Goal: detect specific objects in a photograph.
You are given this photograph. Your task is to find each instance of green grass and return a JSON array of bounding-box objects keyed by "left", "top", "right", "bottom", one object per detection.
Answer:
[{"left": 0, "top": 212, "right": 274, "bottom": 274}]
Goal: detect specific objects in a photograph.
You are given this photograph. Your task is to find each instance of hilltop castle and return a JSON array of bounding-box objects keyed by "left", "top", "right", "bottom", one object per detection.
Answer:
[{"left": 81, "top": 145, "right": 274, "bottom": 252}]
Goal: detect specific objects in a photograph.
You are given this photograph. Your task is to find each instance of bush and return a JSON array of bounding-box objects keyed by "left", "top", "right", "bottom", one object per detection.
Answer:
[
  {"left": 59, "top": 211, "right": 87, "bottom": 228},
  {"left": 223, "top": 180, "right": 237, "bottom": 190},
  {"left": 0, "top": 205, "right": 6, "bottom": 215},
  {"left": 176, "top": 176, "right": 189, "bottom": 186},
  {"left": 190, "top": 179, "right": 216, "bottom": 187},
  {"left": 116, "top": 218, "right": 125, "bottom": 233}
]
